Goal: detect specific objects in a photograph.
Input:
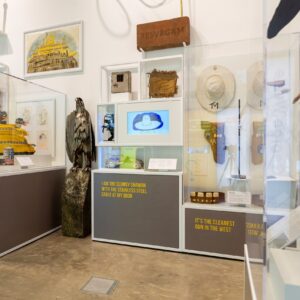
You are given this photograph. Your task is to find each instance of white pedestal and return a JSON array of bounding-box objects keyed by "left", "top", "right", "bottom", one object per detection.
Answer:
[{"left": 268, "top": 248, "right": 300, "bottom": 300}]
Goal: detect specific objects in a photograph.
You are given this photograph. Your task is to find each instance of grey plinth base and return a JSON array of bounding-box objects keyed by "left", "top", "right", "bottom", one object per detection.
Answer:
[
  {"left": 62, "top": 169, "right": 91, "bottom": 238},
  {"left": 0, "top": 168, "right": 66, "bottom": 257}
]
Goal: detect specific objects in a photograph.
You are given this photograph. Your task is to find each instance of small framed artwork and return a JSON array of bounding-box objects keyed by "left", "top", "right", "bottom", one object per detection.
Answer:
[
  {"left": 16, "top": 99, "right": 56, "bottom": 156},
  {"left": 24, "top": 21, "right": 83, "bottom": 78}
]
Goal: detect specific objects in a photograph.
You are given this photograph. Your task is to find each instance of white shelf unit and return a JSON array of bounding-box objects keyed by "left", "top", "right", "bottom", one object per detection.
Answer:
[{"left": 97, "top": 54, "right": 184, "bottom": 173}]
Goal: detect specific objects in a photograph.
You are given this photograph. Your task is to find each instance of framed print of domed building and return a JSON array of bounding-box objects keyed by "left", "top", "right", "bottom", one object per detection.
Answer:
[{"left": 24, "top": 21, "right": 83, "bottom": 78}]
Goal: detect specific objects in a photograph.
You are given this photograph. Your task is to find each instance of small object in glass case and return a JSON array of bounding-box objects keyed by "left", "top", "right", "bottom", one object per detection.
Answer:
[
  {"left": 0, "top": 111, "right": 7, "bottom": 124},
  {"left": 105, "top": 156, "right": 120, "bottom": 169},
  {"left": 247, "top": 62, "right": 264, "bottom": 110},
  {"left": 190, "top": 191, "right": 225, "bottom": 204},
  {"left": 0, "top": 124, "right": 35, "bottom": 155},
  {"left": 201, "top": 121, "right": 226, "bottom": 164},
  {"left": 148, "top": 69, "right": 178, "bottom": 98},
  {"left": 102, "top": 113, "right": 114, "bottom": 141},
  {"left": 197, "top": 65, "right": 235, "bottom": 112},
  {"left": 251, "top": 121, "right": 264, "bottom": 165},
  {"left": 135, "top": 159, "right": 144, "bottom": 169},
  {"left": 15, "top": 117, "right": 26, "bottom": 127},
  {"left": 3, "top": 147, "right": 14, "bottom": 165},
  {"left": 266, "top": 80, "right": 285, "bottom": 88},
  {"left": 111, "top": 71, "right": 131, "bottom": 94}
]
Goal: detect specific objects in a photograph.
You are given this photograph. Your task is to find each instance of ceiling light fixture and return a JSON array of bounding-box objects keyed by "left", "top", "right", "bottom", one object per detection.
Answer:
[{"left": 0, "top": 1, "right": 12, "bottom": 55}]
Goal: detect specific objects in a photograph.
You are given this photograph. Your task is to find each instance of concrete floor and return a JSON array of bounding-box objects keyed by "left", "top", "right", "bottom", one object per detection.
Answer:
[{"left": 0, "top": 231, "right": 250, "bottom": 300}]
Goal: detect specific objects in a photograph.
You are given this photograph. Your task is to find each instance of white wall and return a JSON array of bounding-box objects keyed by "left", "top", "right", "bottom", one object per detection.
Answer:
[
  {"left": 1, "top": 0, "right": 300, "bottom": 113},
  {"left": 0, "top": 0, "right": 265, "bottom": 117}
]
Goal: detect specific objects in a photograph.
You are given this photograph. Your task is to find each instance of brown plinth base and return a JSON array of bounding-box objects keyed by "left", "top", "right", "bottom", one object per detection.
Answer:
[{"left": 61, "top": 169, "right": 91, "bottom": 238}]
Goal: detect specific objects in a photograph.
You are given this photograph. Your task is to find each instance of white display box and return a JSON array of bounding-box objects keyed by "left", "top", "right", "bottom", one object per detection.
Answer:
[{"left": 268, "top": 249, "right": 300, "bottom": 300}]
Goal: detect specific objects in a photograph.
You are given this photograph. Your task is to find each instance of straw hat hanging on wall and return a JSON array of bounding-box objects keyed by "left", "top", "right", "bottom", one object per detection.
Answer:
[
  {"left": 196, "top": 65, "right": 236, "bottom": 113},
  {"left": 247, "top": 61, "right": 264, "bottom": 111}
]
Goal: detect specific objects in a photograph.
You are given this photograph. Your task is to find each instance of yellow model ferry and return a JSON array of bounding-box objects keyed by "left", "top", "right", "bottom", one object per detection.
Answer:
[{"left": 0, "top": 124, "right": 35, "bottom": 155}]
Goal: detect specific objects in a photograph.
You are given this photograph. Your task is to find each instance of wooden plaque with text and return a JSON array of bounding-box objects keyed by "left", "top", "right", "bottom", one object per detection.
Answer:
[{"left": 137, "top": 16, "right": 190, "bottom": 51}]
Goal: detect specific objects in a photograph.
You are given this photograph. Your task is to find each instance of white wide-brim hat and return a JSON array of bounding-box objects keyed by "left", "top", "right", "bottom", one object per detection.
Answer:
[
  {"left": 247, "top": 61, "right": 264, "bottom": 110},
  {"left": 196, "top": 65, "right": 236, "bottom": 113}
]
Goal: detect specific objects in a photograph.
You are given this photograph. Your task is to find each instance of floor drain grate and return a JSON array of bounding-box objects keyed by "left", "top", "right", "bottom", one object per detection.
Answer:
[{"left": 81, "top": 276, "right": 118, "bottom": 295}]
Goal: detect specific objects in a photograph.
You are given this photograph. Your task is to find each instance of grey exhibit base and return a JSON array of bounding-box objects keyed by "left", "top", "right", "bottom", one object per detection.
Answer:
[
  {"left": 62, "top": 169, "right": 91, "bottom": 238},
  {"left": 61, "top": 97, "right": 96, "bottom": 238}
]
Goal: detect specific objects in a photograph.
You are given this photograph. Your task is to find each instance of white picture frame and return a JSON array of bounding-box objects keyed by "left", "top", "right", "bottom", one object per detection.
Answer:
[
  {"left": 24, "top": 21, "right": 83, "bottom": 78},
  {"left": 117, "top": 101, "right": 183, "bottom": 145},
  {"left": 16, "top": 99, "right": 56, "bottom": 157}
]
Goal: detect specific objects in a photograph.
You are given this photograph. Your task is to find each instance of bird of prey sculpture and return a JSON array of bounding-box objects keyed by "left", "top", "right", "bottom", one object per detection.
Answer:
[
  {"left": 66, "top": 97, "right": 96, "bottom": 170},
  {"left": 268, "top": 0, "right": 300, "bottom": 38}
]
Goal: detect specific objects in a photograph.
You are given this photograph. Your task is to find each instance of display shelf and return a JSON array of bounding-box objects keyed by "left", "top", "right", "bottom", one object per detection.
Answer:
[
  {"left": 140, "top": 55, "right": 183, "bottom": 101},
  {"left": 0, "top": 165, "right": 65, "bottom": 177},
  {"left": 97, "top": 145, "right": 183, "bottom": 171},
  {"left": 101, "top": 55, "right": 184, "bottom": 104},
  {"left": 93, "top": 169, "right": 182, "bottom": 176},
  {"left": 101, "top": 62, "right": 140, "bottom": 103},
  {"left": 96, "top": 142, "right": 183, "bottom": 147},
  {"left": 97, "top": 55, "right": 184, "bottom": 172},
  {"left": 102, "top": 63, "right": 139, "bottom": 72},
  {"left": 183, "top": 202, "right": 263, "bottom": 214},
  {"left": 108, "top": 96, "right": 183, "bottom": 105},
  {"left": 93, "top": 54, "right": 184, "bottom": 253}
]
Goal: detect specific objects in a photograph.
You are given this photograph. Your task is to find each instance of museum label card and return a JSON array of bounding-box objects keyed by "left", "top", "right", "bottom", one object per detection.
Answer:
[
  {"left": 148, "top": 158, "right": 177, "bottom": 170},
  {"left": 226, "top": 191, "right": 252, "bottom": 206},
  {"left": 16, "top": 157, "right": 34, "bottom": 168}
]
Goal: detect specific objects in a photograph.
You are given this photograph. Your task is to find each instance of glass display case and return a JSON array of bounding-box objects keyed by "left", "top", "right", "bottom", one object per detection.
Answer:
[
  {"left": 0, "top": 72, "right": 66, "bottom": 174},
  {"left": 264, "top": 33, "right": 300, "bottom": 300},
  {"left": 184, "top": 40, "right": 265, "bottom": 261}
]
